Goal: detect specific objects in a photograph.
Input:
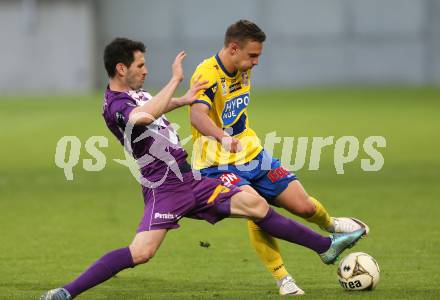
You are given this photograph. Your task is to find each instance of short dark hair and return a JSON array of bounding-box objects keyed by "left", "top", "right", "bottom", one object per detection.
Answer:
[
  {"left": 103, "top": 38, "right": 146, "bottom": 77},
  {"left": 224, "top": 20, "right": 266, "bottom": 47}
]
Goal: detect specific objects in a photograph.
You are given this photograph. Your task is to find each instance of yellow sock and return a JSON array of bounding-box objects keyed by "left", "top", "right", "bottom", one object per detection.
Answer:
[
  {"left": 306, "top": 196, "right": 332, "bottom": 229},
  {"left": 247, "top": 220, "right": 289, "bottom": 280}
]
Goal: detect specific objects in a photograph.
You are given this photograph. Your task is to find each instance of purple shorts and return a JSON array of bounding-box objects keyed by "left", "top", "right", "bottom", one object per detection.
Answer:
[{"left": 137, "top": 171, "right": 240, "bottom": 232}]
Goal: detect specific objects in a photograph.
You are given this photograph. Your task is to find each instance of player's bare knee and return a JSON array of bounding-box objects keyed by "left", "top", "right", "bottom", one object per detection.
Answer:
[
  {"left": 298, "top": 196, "right": 316, "bottom": 217},
  {"left": 248, "top": 195, "right": 269, "bottom": 219},
  {"left": 129, "top": 245, "right": 157, "bottom": 265}
]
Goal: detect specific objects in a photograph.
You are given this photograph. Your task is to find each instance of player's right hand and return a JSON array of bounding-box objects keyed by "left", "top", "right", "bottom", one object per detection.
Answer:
[
  {"left": 172, "top": 51, "right": 186, "bottom": 82},
  {"left": 221, "top": 136, "right": 242, "bottom": 153}
]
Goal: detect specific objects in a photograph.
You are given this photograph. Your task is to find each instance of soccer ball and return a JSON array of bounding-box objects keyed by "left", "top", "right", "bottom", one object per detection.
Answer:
[{"left": 337, "top": 252, "right": 380, "bottom": 291}]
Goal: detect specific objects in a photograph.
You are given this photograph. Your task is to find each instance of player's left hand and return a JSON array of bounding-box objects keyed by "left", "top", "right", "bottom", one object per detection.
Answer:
[{"left": 180, "top": 75, "right": 209, "bottom": 105}]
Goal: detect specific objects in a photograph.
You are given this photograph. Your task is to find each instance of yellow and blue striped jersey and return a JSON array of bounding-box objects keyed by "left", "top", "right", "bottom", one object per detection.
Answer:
[{"left": 190, "top": 54, "right": 262, "bottom": 170}]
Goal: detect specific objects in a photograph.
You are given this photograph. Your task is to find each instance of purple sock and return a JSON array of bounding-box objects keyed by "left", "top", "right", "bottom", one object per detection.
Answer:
[
  {"left": 255, "top": 208, "right": 331, "bottom": 254},
  {"left": 64, "top": 247, "right": 134, "bottom": 298}
]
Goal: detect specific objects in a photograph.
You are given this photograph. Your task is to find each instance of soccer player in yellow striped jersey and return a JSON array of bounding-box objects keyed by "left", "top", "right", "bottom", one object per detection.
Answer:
[
  {"left": 190, "top": 20, "right": 369, "bottom": 296},
  {"left": 190, "top": 55, "right": 261, "bottom": 169}
]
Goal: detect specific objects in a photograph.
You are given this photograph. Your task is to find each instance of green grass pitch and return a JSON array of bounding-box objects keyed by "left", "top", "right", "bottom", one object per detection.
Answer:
[{"left": 0, "top": 87, "right": 439, "bottom": 299}]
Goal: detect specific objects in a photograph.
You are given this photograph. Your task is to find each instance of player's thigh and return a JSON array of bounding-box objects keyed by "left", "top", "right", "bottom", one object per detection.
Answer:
[
  {"left": 129, "top": 229, "right": 168, "bottom": 264},
  {"left": 274, "top": 180, "right": 315, "bottom": 217}
]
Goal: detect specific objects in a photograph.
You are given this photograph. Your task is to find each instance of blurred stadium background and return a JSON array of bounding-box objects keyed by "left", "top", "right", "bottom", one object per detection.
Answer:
[
  {"left": 1, "top": 1, "right": 439, "bottom": 299},
  {"left": 1, "top": 0, "right": 440, "bottom": 92}
]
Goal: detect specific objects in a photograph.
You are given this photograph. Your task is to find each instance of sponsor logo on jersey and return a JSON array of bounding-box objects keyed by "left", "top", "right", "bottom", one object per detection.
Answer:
[
  {"left": 221, "top": 92, "right": 250, "bottom": 126},
  {"left": 229, "top": 81, "right": 242, "bottom": 93},
  {"left": 154, "top": 212, "right": 178, "bottom": 220},
  {"left": 220, "top": 77, "right": 228, "bottom": 96},
  {"left": 219, "top": 172, "right": 241, "bottom": 185},
  {"left": 267, "top": 166, "right": 290, "bottom": 183}
]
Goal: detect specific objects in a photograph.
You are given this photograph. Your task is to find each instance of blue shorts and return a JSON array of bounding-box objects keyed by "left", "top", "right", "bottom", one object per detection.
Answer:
[{"left": 200, "top": 150, "right": 297, "bottom": 202}]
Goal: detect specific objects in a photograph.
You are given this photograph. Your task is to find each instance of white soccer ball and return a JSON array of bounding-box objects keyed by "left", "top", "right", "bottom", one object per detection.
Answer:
[{"left": 337, "top": 252, "right": 380, "bottom": 291}]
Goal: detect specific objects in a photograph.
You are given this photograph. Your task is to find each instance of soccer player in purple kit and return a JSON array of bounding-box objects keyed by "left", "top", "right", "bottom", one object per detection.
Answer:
[{"left": 40, "top": 38, "right": 365, "bottom": 300}]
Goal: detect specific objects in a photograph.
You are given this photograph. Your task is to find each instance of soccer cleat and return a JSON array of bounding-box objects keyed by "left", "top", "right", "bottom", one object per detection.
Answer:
[
  {"left": 278, "top": 275, "right": 305, "bottom": 296},
  {"left": 40, "top": 288, "right": 72, "bottom": 300},
  {"left": 324, "top": 217, "right": 370, "bottom": 236},
  {"left": 319, "top": 228, "right": 366, "bottom": 265}
]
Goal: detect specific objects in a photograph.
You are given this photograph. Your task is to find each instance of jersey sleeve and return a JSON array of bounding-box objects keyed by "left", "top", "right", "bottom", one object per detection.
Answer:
[
  {"left": 190, "top": 66, "right": 218, "bottom": 109},
  {"left": 108, "top": 96, "right": 137, "bottom": 128}
]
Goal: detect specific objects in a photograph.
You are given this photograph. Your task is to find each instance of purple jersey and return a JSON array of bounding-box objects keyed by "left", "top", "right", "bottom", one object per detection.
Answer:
[
  {"left": 102, "top": 86, "right": 240, "bottom": 232},
  {"left": 102, "top": 87, "right": 188, "bottom": 181}
]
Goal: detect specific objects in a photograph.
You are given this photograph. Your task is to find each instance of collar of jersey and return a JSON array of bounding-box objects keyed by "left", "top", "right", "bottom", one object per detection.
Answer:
[{"left": 215, "top": 53, "right": 238, "bottom": 78}]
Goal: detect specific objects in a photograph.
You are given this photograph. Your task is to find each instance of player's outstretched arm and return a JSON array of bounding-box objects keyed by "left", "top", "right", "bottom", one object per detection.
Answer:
[
  {"left": 129, "top": 51, "right": 186, "bottom": 125},
  {"left": 190, "top": 103, "right": 242, "bottom": 153},
  {"left": 164, "top": 75, "right": 209, "bottom": 113}
]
